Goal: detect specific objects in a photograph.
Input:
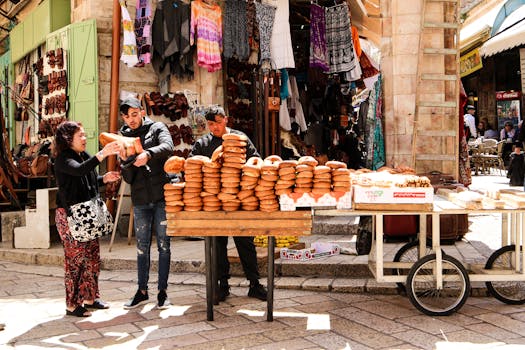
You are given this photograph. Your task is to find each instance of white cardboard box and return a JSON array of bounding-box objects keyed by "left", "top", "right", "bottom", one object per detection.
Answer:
[
  {"left": 279, "top": 191, "right": 352, "bottom": 211},
  {"left": 353, "top": 185, "right": 433, "bottom": 204},
  {"left": 280, "top": 242, "right": 340, "bottom": 261}
]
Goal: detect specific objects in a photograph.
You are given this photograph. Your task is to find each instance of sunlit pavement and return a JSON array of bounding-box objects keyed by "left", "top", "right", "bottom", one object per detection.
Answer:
[
  {"left": 1, "top": 260, "right": 525, "bottom": 350},
  {"left": 1, "top": 174, "right": 525, "bottom": 349}
]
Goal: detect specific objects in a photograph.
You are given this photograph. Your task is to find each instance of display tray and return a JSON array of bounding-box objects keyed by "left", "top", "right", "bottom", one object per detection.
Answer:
[
  {"left": 353, "top": 185, "right": 434, "bottom": 205},
  {"left": 279, "top": 191, "right": 352, "bottom": 211}
]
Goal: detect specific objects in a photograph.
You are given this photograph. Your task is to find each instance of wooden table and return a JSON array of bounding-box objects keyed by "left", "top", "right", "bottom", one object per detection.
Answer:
[{"left": 165, "top": 210, "right": 312, "bottom": 321}]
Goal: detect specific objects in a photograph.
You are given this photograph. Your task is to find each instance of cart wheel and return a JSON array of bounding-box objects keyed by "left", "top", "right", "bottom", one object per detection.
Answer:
[
  {"left": 392, "top": 240, "right": 444, "bottom": 292},
  {"left": 406, "top": 254, "right": 470, "bottom": 316},
  {"left": 485, "top": 245, "right": 525, "bottom": 305}
]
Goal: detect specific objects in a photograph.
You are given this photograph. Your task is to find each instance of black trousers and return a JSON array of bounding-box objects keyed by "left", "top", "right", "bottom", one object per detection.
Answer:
[{"left": 216, "top": 236, "right": 259, "bottom": 283}]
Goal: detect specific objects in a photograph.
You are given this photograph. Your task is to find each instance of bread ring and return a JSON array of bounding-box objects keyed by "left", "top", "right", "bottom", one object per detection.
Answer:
[
  {"left": 278, "top": 160, "right": 298, "bottom": 169},
  {"left": 164, "top": 182, "right": 185, "bottom": 190},
  {"left": 211, "top": 145, "right": 223, "bottom": 162},
  {"left": 166, "top": 200, "right": 185, "bottom": 206},
  {"left": 325, "top": 160, "right": 347, "bottom": 169},
  {"left": 164, "top": 156, "right": 185, "bottom": 173},
  {"left": 223, "top": 140, "right": 247, "bottom": 147},
  {"left": 275, "top": 188, "right": 293, "bottom": 195},
  {"left": 246, "top": 157, "right": 263, "bottom": 168},
  {"left": 222, "top": 133, "right": 248, "bottom": 141},
  {"left": 278, "top": 167, "right": 296, "bottom": 176},
  {"left": 314, "top": 165, "right": 331, "bottom": 174},
  {"left": 296, "top": 164, "right": 314, "bottom": 172},
  {"left": 298, "top": 156, "right": 318, "bottom": 167},
  {"left": 222, "top": 187, "right": 240, "bottom": 194},
  {"left": 332, "top": 168, "right": 351, "bottom": 176},
  {"left": 222, "top": 161, "right": 244, "bottom": 169},
  {"left": 237, "top": 189, "right": 254, "bottom": 200},
  {"left": 279, "top": 173, "right": 296, "bottom": 181},
  {"left": 165, "top": 205, "right": 183, "bottom": 212},
  {"left": 222, "top": 146, "right": 245, "bottom": 154},
  {"left": 186, "top": 155, "right": 210, "bottom": 165},
  {"left": 264, "top": 155, "right": 282, "bottom": 163}
]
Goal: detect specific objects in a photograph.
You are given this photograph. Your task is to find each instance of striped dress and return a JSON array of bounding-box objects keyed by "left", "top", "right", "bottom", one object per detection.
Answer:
[{"left": 190, "top": 0, "right": 223, "bottom": 72}]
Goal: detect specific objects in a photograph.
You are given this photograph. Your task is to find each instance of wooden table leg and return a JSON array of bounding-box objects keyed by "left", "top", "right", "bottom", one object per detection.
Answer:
[
  {"left": 204, "top": 236, "right": 214, "bottom": 321},
  {"left": 267, "top": 236, "right": 275, "bottom": 321}
]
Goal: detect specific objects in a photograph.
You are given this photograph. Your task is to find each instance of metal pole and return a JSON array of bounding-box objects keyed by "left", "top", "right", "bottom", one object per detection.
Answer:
[{"left": 267, "top": 236, "right": 275, "bottom": 321}]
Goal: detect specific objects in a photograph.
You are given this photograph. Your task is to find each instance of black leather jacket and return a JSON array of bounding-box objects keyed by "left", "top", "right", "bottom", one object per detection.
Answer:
[{"left": 120, "top": 117, "right": 174, "bottom": 205}]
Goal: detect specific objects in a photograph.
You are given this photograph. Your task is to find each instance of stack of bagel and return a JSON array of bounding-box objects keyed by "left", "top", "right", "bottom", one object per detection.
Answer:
[
  {"left": 312, "top": 165, "right": 332, "bottom": 194},
  {"left": 294, "top": 156, "right": 318, "bottom": 194},
  {"left": 326, "top": 161, "right": 351, "bottom": 192},
  {"left": 218, "top": 134, "right": 247, "bottom": 211},
  {"left": 240, "top": 156, "right": 261, "bottom": 210},
  {"left": 164, "top": 182, "right": 185, "bottom": 213},
  {"left": 256, "top": 156, "right": 281, "bottom": 212},
  {"left": 202, "top": 159, "right": 222, "bottom": 211},
  {"left": 183, "top": 156, "right": 206, "bottom": 211},
  {"left": 275, "top": 160, "right": 297, "bottom": 196}
]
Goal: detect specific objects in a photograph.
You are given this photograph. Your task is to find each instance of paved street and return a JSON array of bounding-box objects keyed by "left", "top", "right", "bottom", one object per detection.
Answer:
[
  {"left": 1, "top": 174, "right": 525, "bottom": 349},
  {"left": 1, "top": 261, "right": 525, "bottom": 350}
]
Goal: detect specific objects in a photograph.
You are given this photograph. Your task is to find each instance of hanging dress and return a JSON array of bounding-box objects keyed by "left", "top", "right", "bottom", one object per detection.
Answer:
[
  {"left": 269, "top": 0, "right": 295, "bottom": 69},
  {"left": 120, "top": 0, "right": 140, "bottom": 67},
  {"left": 223, "top": 0, "right": 250, "bottom": 61},
  {"left": 309, "top": 3, "right": 328, "bottom": 71},
  {"left": 190, "top": 0, "right": 223, "bottom": 72},
  {"left": 325, "top": 3, "right": 355, "bottom": 74},
  {"left": 134, "top": 0, "right": 152, "bottom": 66},
  {"left": 255, "top": 2, "right": 277, "bottom": 64}
]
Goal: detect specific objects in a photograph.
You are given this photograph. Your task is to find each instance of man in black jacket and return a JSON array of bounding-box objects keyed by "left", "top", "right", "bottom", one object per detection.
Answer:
[
  {"left": 190, "top": 106, "right": 267, "bottom": 303},
  {"left": 119, "top": 97, "right": 175, "bottom": 310}
]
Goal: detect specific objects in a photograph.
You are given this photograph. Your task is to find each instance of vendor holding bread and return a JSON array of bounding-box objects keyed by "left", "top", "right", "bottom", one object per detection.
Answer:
[
  {"left": 118, "top": 96, "right": 175, "bottom": 310},
  {"left": 190, "top": 106, "right": 268, "bottom": 302}
]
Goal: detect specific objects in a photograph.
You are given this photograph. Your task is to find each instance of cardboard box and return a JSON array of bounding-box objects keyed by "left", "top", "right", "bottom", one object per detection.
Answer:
[
  {"left": 279, "top": 191, "right": 352, "bottom": 211},
  {"left": 280, "top": 242, "right": 340, "bottom": 261},
  {"left": 353, "top": 185, "right": 433, "bottom": 204}
]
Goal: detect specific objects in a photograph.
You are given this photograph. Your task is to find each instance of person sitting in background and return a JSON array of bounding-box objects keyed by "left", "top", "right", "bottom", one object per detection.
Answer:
[
  {"left": 501, "top": 121, "right": 517, "bottom": 166},
  {"left": 477, "top": 121, "right": 486, "bottom": 137},
  {"left": 483, "top": 122, "right": 498, "bottom": 140}
]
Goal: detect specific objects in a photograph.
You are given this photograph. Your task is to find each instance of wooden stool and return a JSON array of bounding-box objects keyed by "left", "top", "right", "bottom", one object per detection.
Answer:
[{"left": 108, "top": 182, "right": 134, "bottom": 252}]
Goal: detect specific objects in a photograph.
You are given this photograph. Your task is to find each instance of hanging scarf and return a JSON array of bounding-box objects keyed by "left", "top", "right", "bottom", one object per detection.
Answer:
[
  {"left": 372, "top": 75, "right": 385, "bottom": 170},
  {"left": 120, "top": 0, "right": 140, "bottom": 67},
  {"left": 255, "top": 2, "right": 276, "bottom": 64},
  {"left": 223, "top": 0, "right": 250, "bottom": 61},
  {"left": 134, "top": 0, "right": 152, "bottom": 66},
  {"left": 309, "top": 4, "right": 328, "bottom": 71}
]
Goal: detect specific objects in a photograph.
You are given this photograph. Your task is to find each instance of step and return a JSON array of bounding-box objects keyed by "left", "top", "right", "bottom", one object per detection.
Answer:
[{"left": 423, "top": 48, "right": 458, "bottom": 55}]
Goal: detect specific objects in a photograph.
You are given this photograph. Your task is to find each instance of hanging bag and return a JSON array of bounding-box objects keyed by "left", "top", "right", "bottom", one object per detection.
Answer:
[{"left": 67, "top": 196, "right": 113, "bottom": 242}]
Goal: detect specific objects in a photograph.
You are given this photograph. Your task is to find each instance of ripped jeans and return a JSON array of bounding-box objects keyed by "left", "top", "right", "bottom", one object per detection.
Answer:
[{"left": 133, "top": 201, "right": 171, "bottom": 291}]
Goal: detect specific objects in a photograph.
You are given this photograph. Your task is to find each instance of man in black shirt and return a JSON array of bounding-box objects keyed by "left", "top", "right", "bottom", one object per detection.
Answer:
[{"left": 190, "top": 106, "right": 267, "bottom": 303}]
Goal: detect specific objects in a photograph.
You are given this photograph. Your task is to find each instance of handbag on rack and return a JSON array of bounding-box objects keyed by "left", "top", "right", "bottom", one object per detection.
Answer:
[{"left": 66, "top": 196, "right": 114, "bottom": 242}]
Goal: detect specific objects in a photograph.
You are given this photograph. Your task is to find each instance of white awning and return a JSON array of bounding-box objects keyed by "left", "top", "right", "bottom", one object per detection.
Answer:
[
  {"left": 479, "top": 5, "right": 525, "bottom": 57},
  {"left": 460, "top": 4, "right": 502, "bottom": 47}
]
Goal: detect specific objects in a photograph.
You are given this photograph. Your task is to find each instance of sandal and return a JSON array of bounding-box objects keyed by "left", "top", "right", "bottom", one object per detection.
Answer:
[
  {"left": 84, "top": 300, "right": 109, "bottom": 309},
  {"left": 66, "top": 306, "right": 91, "bottom": 317}
]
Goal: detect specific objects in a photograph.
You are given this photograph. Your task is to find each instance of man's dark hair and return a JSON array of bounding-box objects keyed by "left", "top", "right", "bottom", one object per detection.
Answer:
[{"left": 204, "top": 106, "right": 226, "bottom": 121}]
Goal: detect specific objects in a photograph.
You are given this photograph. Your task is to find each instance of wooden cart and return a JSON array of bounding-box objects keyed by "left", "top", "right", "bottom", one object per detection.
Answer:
[
  {"left": 318, "top": 196, "right": 525, "bottom": 316},
  {"left": 165, "top": 210, "right": 312, "bottom": 321}
]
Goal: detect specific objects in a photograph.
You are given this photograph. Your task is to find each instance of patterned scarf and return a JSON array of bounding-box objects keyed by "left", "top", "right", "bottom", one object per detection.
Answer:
[
  {"left": 120, "top": 0, "right": 139, "bottom": 67},
  {"left": 134, "top": 0, "right": 152, "bottom": 66}
]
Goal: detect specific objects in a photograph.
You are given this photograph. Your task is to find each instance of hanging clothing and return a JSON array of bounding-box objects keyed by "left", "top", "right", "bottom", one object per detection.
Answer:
[
  {"left": 269, "top": 0, "right": 295, "bottom": 69},
  {"left": 223, "top": 0, "right": 250, "bottom": 61},
  {"left": 120, "top": 0, "right": 140, "bottom": 67},
  {"left": 135, "top": 0, "right": 153, "bottom": 65},
  {"left": 325, "top": 3, "right": 356, "bottom": 74},
  {"left": 280, "top": 98, "right": 292, "bottom": 131},
  {"left": 288, "top": 75, "right": 307, "bottom": 132},
  {"left": 280, "top": 68, "right": 290, "bottom": 101},
  {"left": 190, "top": 0, "right": 223, "bottom": 72},
  {"left": 344, "top": 43, "right": 362, "bottom": 82},
  {"left": 255, "top": 2, "right": 276, "bottom": 64},
  {"left": 309, "top": 4, "right": 328, "bottom": 71},
  {"left": 351, "top": 26, "right": 362, "bottom": 58},
  {"left": 246, "top": 0, "right": 260, "bottom": 64},
  {"left": 152, "top": 0, "right": 193, "bottom": 89},
  {"left": 458, "top": 82, "right": 472, "bottom": 186},
  {"left": 371, "top": 75, "right": 385, "bottom": 170}
]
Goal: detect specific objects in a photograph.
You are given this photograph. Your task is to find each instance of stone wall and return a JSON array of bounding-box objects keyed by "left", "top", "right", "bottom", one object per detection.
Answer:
[{"left": 71, "top": 0, "right": 223, "bottom": 133}]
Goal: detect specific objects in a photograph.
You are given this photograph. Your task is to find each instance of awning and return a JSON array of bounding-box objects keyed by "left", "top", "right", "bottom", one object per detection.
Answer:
[
  {"left": 479, "top": 5, "right": 525, "bottom": 57},
  {"left": 460, "top": 4, "right": 503, "bottom": 49}
]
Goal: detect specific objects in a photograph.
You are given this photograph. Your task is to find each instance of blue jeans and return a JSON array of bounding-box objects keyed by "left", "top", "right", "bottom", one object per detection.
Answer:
[{"left": 133, "top": 201, "right": 170, "bottom": 291}]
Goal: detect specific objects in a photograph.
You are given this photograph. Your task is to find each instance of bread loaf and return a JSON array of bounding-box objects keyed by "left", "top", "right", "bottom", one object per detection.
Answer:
[{"left": 99, "top": 132, "right": 144, "bottom": 156}]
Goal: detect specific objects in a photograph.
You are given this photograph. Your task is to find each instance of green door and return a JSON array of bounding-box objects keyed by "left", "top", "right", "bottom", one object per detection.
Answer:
[
  {"left": 0, "top": 51, "right": 13, "bottom": 147},
  {"left": 46, "top": 19, "right": 99, "bottom": 155}
]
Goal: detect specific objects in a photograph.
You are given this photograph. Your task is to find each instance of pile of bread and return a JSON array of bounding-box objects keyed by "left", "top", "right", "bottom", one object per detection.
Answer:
[
  {"left": 162, "top": 134, "right": 352, "bottom": 212},
  {"left": 350, "top": 167, "right": 432, "bottom": 188}
]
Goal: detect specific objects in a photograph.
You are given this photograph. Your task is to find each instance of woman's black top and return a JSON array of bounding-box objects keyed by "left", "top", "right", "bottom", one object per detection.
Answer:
[{"left": 54, "top": 148, "right": 102, "bottom": 209}]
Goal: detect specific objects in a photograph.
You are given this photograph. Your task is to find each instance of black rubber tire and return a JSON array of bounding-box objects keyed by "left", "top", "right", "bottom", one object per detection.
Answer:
[
  {"left": 392, "top": 240, "right": 444, "bottom": 292},
  {"left": 406, "top": 254, "right": 470, "bottom": 316},
  {"left": 485, "top": 245, "right": 525, "bottom": 305}
]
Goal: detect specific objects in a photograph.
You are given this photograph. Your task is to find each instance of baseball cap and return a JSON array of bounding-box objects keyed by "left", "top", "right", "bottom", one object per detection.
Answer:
[
  {"left": 466, "top": 105, "right": 475, "bottom": 110},
  {"left": 120, "top": 96, "right": 142, "bottom": 109},
  {"left": 504, "top": 121, "right": 513, "bottom": 127}
]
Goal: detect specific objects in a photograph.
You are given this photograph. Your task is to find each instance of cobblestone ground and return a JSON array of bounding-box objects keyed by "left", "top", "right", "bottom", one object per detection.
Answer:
[{"left": 1, "top": 261, "right": 525, "bottom": 350}]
